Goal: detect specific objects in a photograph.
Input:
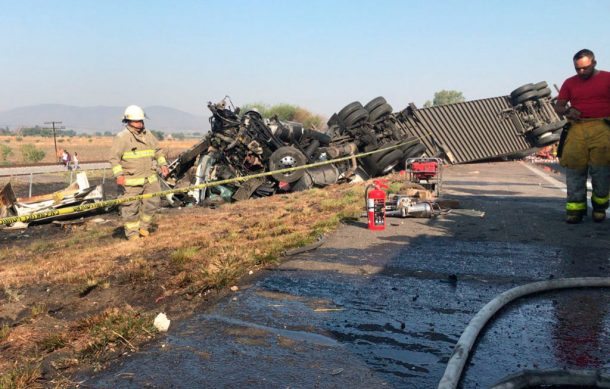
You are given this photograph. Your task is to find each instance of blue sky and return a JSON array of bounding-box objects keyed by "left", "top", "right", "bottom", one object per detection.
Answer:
[{"left": 1, "top": 0, "right": 609, "bottom": 117}]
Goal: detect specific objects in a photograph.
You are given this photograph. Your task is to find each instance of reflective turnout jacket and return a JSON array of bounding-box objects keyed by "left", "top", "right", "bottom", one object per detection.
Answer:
[{"left": 109, "top": 126, "right": 167, "bottom": 186}]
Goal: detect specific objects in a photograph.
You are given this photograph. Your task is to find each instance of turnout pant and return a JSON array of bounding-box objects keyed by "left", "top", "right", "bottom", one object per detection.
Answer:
[
  {"left": 560, "top": 119, "right": 610, "bottom": 215},
  {"left": 119, "top": 180, "right": 161, "bottom": 238}
]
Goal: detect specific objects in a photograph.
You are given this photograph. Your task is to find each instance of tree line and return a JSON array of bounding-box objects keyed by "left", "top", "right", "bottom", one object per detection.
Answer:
[{"left": 0, "top": 126, "right": 204, "bottom": 141}]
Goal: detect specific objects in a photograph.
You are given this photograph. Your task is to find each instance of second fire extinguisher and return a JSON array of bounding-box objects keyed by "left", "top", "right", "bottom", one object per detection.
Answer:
[{"left": 365, "top": 179, "right": 388, "bottom": 231}]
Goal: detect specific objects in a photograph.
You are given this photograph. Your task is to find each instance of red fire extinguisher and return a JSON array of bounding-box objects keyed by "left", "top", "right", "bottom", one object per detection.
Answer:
[{"left": 366, "top": 179, "right": 388, "bottom": 231}]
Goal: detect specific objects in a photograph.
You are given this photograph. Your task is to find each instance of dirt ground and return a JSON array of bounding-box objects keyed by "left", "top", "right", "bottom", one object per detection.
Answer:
[{"left": 0, "top": 171, "right": 369, "bottom": 388}]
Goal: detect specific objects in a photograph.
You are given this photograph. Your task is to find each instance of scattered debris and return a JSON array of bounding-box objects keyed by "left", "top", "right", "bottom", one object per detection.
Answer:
[
  {"left": 153, "top": 313, "right": 171, "bottom": 332},
  {"left": 0, "top": 172, "right": 105, "bottom": 229},
  {"left": 230, "top": 286, "right": 239, "bottom": 292}
]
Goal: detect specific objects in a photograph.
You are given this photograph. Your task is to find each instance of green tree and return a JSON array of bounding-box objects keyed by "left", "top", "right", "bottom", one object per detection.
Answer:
[
  {"left": 266, "top": 104, "right": 298, "bottom": 121},
  {"left": 241, "top": 103, "right": 324, "bottom": 129},
  {"left": 1, "top": 144, "right": 12, "bottom": 161},
  {"left": 240, "top": 103, "right": 269, "bottom": 117},
  {"left": 424, "top": 90, "right": 465, "bottom": 107},
  {"left": 20, "top": 144, "right": 46, "bottom": 163}
]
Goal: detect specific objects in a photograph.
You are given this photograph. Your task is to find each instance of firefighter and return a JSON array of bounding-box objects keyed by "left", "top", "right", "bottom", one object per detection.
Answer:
[
  {"left": 109, "top": 105, "right": 169, "bottom": 240},
  {"left": 554, "top": 49, "right": 610, "bottom": 224}
]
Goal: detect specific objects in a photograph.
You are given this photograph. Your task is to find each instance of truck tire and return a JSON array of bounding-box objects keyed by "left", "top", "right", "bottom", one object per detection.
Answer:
[
  {"left": 534, "top": 132, "right": 561, "bottom": 147},
  {"left": 533, "top": 81, "right": 548, "bottom": 90},
  {"left": 327, "top": 113, "right": 339, "bottom": 128},
  {"left": 536, "top": 87, "right": 552, "bottom": 98},
  {"left": 364, "top": 96, "right": 387, "bottom": 112},
  {"left": 338, "top": 102, "right": 363, "bottom": 123},
  {"left": 531, "top": 120, "right": 567, "bottom": 137},
  {"left": 510, "top": 83, "right": 535, "bottom": 99},
  {"left": 368, "top": 103, "right": 393, "bottom": 122},
  {"left": 344, "top": 107, "right": 369, "bottom": 127},
  {"left": 372, "top": 149, "right": 404, "bottom": 175},
  {"left": 367, "top": 140, "right": 400, "bottom": 164},
  {"left": 268, "top": 146, "right": 306, "bottom": 183},
  {"left": 404, "top": 143, "right": 427, "bottom": 159},
  {"left": 512, "top": 90, "right": 539, "bottom": 105}
]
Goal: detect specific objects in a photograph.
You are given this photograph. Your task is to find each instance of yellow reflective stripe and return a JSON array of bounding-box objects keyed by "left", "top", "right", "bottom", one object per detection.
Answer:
[
  {"left": 124, "top": 221, "right": 140, "bottom": 230},
  {"left": 124, "top": 175, "right": 158, "bottom": 186},
  {"left": 566, "top": 202, "right": 587, "bottom": 211},
  {"left": 140, "top": 214, "right": 153, "bottom": 222},
  {"left": 122, "top": 149, "right": 155, "bottom": 160},
  {"left": 157, "top": 156, "right": 167, "bottom": 165},
  {"left": 125, "top": 177, "right": 147, "bottom": 186},
  {"left": 592, "top": 194, "right": 609, "bottom": 205},
  {"left": 112, "top": 164, "right": 123, "bottom": 175}
]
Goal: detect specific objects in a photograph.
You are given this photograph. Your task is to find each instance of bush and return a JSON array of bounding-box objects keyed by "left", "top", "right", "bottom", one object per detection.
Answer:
[
  {"left": 20, "top": 144, "right": 46, "bottom": 163},
  {"left": 15, "top": 136, "right": 23, "bottom": 142}
]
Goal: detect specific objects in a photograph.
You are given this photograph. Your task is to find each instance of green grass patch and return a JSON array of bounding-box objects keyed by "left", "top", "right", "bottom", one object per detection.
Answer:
[
  {"left": 30, "top": 303, "right": 47, "bottom": 318},
  {"left": 0, "top": 323, "right": 10, "bottom": 341},
  {"left": 170, "top": 246, "right": 200, "bottom": 267},
  {"left": 387, "top": 181, "right": 404, "bottom": 194},
  {"left": 80, "top": 308, "right": 155, "bottom": 360},
  {"left": 38, "top": 334, "right": 66, "bottom": 352},
  {"left": 0, "top": 361, "right": 42, "bottom": 389}
]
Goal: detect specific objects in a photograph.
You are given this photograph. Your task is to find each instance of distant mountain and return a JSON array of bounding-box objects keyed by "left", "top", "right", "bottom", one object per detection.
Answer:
[{"left": 0, "top": 104, "right": 210, "bottom": 134}]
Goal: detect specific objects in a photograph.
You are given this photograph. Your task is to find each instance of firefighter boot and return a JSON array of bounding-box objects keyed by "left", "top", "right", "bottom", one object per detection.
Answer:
[
  {"left": 566, "top": 210, "right": 584, "bottom": 224},
  {"left": 592, "top": 210, "right": 606, "bottom": 222}
]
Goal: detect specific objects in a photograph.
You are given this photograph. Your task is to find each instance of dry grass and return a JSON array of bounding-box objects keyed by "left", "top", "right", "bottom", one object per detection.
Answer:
[
  {"left": 0, "top": 135, "right": 198, "bottom": 164},
  {"left": 0, "top": 174, "right": 384, "bottom": 387}
]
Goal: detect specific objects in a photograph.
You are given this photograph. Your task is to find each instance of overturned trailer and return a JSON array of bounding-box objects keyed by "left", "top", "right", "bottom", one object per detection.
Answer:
[
  {"left": 394, "top": 81, "right": 565, "bottom": 163},
  {"left": 325, "top": 81, "right": 564, "bottom": 169}
]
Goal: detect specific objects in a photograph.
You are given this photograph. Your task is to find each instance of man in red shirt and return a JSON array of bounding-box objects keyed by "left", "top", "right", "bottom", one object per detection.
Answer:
[{"left": 554, "top": 49, "right": 610, "bottom": 223}]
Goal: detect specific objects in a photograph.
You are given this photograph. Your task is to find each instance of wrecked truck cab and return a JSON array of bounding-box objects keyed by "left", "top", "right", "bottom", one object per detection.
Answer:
[
  {"left": 163, "top": 99, "right": 319, "bottom": 205},
  {"left": 163, "top": 96, "right": 422, "bottom": 205}
]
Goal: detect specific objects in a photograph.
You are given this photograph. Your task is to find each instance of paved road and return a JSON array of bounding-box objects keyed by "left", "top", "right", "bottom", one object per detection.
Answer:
[
  {"left": 81, "top": 161, "right": 610, "bottom": 388},
  {"left": 0, "top": 162, "right": 110, "bottom": 177}
]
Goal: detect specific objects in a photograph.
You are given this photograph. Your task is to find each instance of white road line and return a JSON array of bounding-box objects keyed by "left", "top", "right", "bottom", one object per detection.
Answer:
[{"left": 520, "top": 161, "right": 566, "bottom": 192}]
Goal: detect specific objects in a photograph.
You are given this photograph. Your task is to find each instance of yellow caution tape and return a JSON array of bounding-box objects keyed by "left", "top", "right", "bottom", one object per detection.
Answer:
[{"left": 0, "top": 138, "right": 423, "bottom": 226}]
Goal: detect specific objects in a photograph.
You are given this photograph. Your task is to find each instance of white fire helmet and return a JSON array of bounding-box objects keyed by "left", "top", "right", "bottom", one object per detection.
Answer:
[{"left": 122, "top": 105, "right": 147, "bottom": 122}]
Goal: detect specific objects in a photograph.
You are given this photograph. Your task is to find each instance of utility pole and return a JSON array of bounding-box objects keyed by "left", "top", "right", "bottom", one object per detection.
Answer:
[{"left": 44, "top": 121, "right": 64, "bottom": 162}]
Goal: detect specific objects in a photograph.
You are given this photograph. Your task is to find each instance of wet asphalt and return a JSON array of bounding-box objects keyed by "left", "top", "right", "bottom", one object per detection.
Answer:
[{"left": 81, "top": 161, "right": 610, "bottom": 388}]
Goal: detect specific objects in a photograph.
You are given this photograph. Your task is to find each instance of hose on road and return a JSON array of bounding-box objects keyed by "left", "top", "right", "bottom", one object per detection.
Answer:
[{"left": 437, "top": 277, "right": 610, "bottom": 389}]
